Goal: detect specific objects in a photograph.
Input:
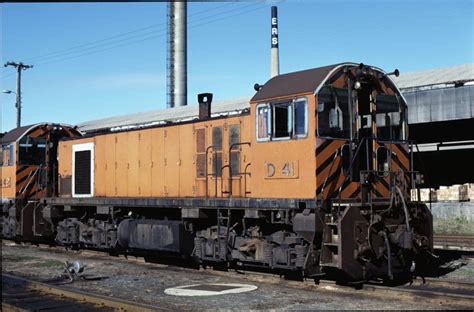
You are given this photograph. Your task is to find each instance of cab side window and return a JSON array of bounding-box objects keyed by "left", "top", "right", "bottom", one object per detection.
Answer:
[
  {"left": 273, "top": 102, "right": 292, "bottom": 139},
  {"left": 294, "top": 99, "right": 307, "bottom": 137},
  {"left": 257, "top": 105, "right": 271, "bottom": 141},
  {"left": 256, "top": 98, "right": 307, "bottom": 142},
  {"left": 1, "top": 144, "right": 14, "bottom": 166}
]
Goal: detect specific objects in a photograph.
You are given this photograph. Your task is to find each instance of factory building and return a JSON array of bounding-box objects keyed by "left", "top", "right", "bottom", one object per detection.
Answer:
[{"left": 392, "top": 64, "right": 474, "bottom": 187}]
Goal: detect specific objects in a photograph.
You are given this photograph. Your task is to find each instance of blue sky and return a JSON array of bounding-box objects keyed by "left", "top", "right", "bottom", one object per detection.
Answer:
[{"left": 1, "top": 0, "right": 472, "bottom": 132}]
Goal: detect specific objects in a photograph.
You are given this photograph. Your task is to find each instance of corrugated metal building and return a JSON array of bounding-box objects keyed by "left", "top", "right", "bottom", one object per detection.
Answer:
[
  {"left": 394, "top": 63, "right": 474, "bottom": 91},
  {"left": 78, "top": 97, "right": 250, "bottom": 134},
  {"left": 393, "top": 63, "right": 474, "bottom": 124},
  {"left": 391, "top": 63, "right": 474, "bottom": 187}
]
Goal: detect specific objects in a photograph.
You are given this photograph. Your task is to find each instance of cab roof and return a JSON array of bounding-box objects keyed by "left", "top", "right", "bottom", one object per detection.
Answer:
[
  {"left": 0, "top": 124, "right": 37, "bottom": 144},
  {"left": 251, "top": 63, "right": 346, "bottom": 103},
  {"left": 1, "top": 123, "right": 80, "bottom": 144}
]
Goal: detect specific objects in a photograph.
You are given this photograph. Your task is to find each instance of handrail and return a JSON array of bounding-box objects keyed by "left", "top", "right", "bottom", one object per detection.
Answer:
[
  {"left": 228, "top": 142, "right": 251, "bottom": 197},
  {"left": 204, "top": 145, "right": 215, "bottom": 198},
  {"left": 320, "top": 137, "right": 422, "bottom": 208},
  {"left": 19, "top": 166, "right": 41, "bottom": 198},
  {"left": 329, "top": 137, "right": 367, "bottom": 202},
  {"left": 318, "top": 148, "right": 340, "bottom": 202},
  {"left": 221, "top": 165, "right": 230, "bottom": 196},
  {"left": 244, "top": 163, "right": 251, "bottom": 196},
  {"left": 413, "top": 141, "right": 432, "bottom": 211},
  {"left": 334, "top": 137, "right": 389, "bottom": 202}
]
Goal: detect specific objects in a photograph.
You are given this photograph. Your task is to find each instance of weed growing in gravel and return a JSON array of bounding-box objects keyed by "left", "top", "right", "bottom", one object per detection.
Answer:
[
  {"left": 434, "top": 215, "right": 474, "bottom": 235},
  {"left": 38, "top": 259, "right": 64, "bottom": 268},
  {"left": 2, "top": 254, "right": 37, "bottom": 262}
]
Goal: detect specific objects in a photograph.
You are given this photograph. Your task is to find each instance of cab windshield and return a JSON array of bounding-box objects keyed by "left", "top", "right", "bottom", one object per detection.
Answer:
[
  {"left": 375, "top": 93, "right": 407, "bottom": 140},
  {"left": 317, "top": 84, "right": 407, "bottom": 141},
  {"left": 317, "top": 86, "right": 351, "bottom": 139},
  {"left": 18, "top": 136, "right": 46, "bottom": 165}
]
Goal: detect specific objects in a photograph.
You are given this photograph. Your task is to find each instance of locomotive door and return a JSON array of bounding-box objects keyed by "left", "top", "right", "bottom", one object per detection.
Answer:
[
  {"left": 194, "top": 126, "right": 223, "bottom": 197},
  {"left": 355, "top": 84, "right": 391, "bottom": 199},
  {"left": 228, "top": 124, "right": 242, "bottom": 198},
  {"left": 195, "top": 127, "right": 207, "bottom": 196},
  {"left": 210, "top": 126, "right": 223, "bottom": 197},
  {"left": 355, "top": 84, "right": 376, "bottom": 199}
]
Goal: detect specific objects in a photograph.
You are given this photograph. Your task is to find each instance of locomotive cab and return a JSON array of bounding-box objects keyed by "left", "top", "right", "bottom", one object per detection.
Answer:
[
  {"left": 315, "top": 64, "right": 433, "bottom": 281},
  {"left": 315, "top": 64, "right": 410, "bottom": 199},
  {"left": 251, "top": 63, "right": 434, "bottom": 281},
  {"left": 1, "top": 123, "right": 81, "bottom": 240}
]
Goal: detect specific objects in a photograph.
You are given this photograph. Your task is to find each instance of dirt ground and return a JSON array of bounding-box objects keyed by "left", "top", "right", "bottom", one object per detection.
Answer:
[{"left": 1, "top": 242, "right": 473, "bottom": 311}]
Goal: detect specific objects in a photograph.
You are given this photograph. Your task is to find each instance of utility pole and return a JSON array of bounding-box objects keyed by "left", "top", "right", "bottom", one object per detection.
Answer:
[{"left": 4, "top": 61, "right": 33, "bottom": 128}]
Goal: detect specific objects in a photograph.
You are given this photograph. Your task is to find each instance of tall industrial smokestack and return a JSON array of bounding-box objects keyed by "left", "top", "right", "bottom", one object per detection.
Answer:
[
  {"left": 167, "top": 1, "right": 187, "bottom": 108},
  {"left": 270, "top": 6, "right": 280, "bottom": 78}
]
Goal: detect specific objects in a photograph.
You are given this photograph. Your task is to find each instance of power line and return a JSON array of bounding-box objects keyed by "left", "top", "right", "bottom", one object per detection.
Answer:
[
  {"left": 20, "top": 2, "right": 237, "bottom": 64},
  {"left": 30, "top": 3, "right": 258, "bottom": 65},
  {"left": 0, "top": 72, "right": 16, "bottom": 80},
  {"left": 3, "top": 1, "right": 281, "bottom": 72},
  {"left": 0, "top": 2, "right": 242, "bottom": 77},
  {"left": 0, "top": 2, "right": 237, "bottom": 77},
  {"left": 34, "top": 2, "right": 268, "bottom": 67}
]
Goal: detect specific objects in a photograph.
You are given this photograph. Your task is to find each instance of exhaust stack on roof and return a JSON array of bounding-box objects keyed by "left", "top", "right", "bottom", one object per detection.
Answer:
[
  {"left": 198, "top": 93, "right": 213, "bottom": 120},
  {"left": 270, "top": 6, "right": 280, "bottom": 78},
  {"left": 167, "top": 1, "right": 187, "bottom": 108}
]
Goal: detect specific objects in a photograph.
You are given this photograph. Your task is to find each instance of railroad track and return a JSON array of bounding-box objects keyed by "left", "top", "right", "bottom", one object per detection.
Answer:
[
  {"left": 3, "top": 240, "right": 474, "bottom": 309},
  {"left": 210, "top": 268, "right": 474, "bottom": 309},
  {"left": 434, "top": 233, "right": 474, "bottom": 251},
  {"left": 2, "top": 273, "right": 167, "bottom": 312}
]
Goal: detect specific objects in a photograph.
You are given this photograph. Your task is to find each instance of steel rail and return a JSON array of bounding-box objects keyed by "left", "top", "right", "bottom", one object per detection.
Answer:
[
  {"left": 2, "top": 273, "right": 170, "bottom": 312},
  {"left": 434, "top": 233, "right": 474, "bottom": 251},
  {"left": 2, "top": 302, "right": 28, "bottom": 312},
  {"left": 412, "top": 277, "right": 474, "bottom": 290},
  {"left": 434, "top": 234, "right": 474, "bottom": 240},
  {"left": 205, "top": 268, "right": 474, "bottom": 308}
]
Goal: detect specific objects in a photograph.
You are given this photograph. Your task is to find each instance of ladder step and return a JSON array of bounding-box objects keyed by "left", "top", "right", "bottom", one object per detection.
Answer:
[{"left": 324, "top": 242, "right": 338, "bottom": 247}]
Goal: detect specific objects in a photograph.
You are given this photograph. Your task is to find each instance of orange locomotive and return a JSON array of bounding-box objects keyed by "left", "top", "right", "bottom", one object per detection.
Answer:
[
  {"left": 1, "top": 124, "right": 80, "bottom": 239},
  {"left": 1, "top": 63, "right": 434, "bottom": 282}
]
